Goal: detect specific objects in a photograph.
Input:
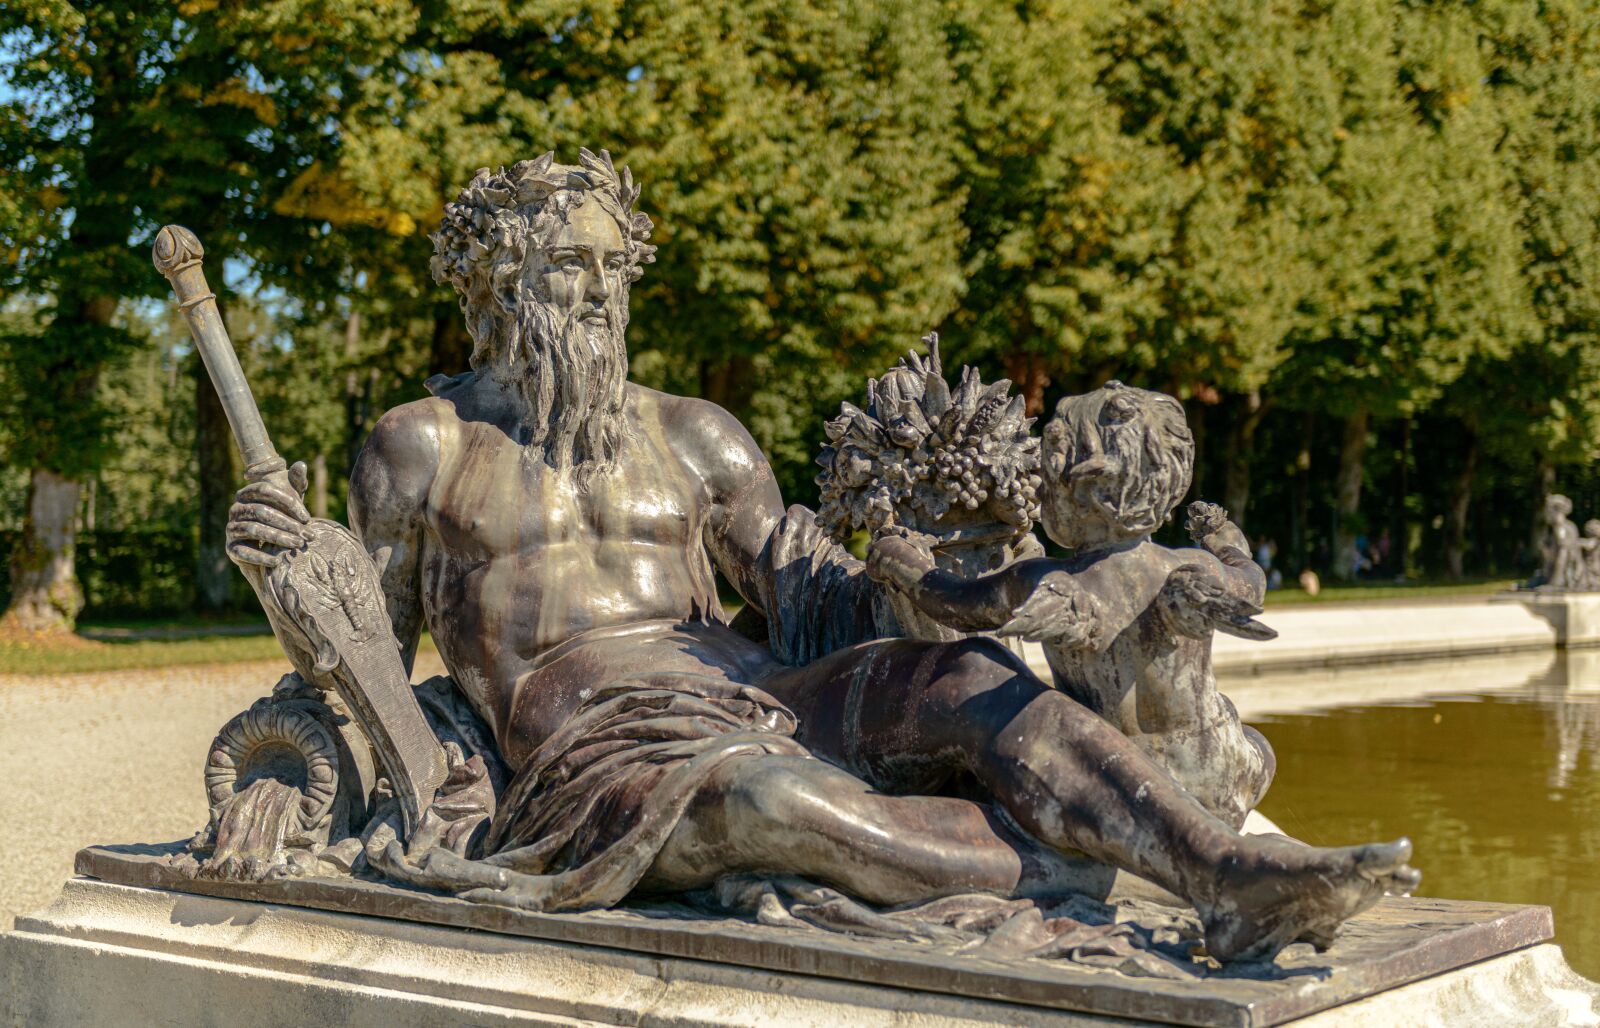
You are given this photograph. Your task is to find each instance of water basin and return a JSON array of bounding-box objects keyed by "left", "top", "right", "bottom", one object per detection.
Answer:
[{"left": 1230, "top": 647, "right": 1600, "bottom": 979}]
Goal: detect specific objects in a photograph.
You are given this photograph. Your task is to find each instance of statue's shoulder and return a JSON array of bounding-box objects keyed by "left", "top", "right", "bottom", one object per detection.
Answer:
[
  {"left": 352, "top": 394, "right": 458, "bottom": 506},
  {"left": 627, "top": 384, "right": 771, "bottom": 488},
  {"left": 365, "top": 395, "right": 455, "bottom": 466},
  {"left": 631, "top": 385, "right": 760, "bottom": 450}
]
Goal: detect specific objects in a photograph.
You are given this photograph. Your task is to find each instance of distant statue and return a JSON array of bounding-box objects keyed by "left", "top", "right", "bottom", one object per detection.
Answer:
[
  {"left": 1536, "top": 494, "right": 1589, "bottom": 590},
  {"left": 1582, "top": 520, "right": 1600, "bottom": 591},
  {"left": 868, "top": 383, "right": 1276, "bottom": 829}
]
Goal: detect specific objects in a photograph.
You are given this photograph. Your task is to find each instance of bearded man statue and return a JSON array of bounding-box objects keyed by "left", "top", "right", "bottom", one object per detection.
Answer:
[{"left": 225, "top": 150, "right": 1417, "bottom": 962}]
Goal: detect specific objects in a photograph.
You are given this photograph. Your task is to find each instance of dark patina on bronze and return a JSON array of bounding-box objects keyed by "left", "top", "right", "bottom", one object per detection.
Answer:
[{"left": 129, "top": 151, "right": 1449, "bottom": 1012}]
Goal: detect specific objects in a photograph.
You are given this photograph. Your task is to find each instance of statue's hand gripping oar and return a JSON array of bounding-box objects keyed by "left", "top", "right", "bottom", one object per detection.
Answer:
[{"left": 153, "top": 225, "right": 448, "bottom": 835}]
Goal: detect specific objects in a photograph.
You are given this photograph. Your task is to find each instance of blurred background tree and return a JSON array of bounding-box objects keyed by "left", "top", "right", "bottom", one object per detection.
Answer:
[{"left": 2, "top": 0, "right": 1598, "bottom": 627}]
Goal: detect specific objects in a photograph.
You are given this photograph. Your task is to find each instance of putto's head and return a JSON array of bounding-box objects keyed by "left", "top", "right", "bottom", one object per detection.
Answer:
[
  {"left": 1547, "top": 494, "right": 1574, "bottom": 520},
  {"left": 430, "top": 150, "right": 656, "bottom": 473},
  {"left": 1039, "top": 382, "right": 1194, "bottom": 549}
]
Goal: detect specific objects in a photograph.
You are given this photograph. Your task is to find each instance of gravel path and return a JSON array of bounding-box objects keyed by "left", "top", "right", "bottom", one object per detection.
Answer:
[{"left": 0, "top": 650, "right": 446, "bottom": 930}]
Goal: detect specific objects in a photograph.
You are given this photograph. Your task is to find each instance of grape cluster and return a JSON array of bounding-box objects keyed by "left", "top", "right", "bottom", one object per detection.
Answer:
[
  {"left": 816, "top": 339, "right": 1042, "bottom": 543},
  {"left": 926, "top": 424, "right": 1041, "bottom": 522}
]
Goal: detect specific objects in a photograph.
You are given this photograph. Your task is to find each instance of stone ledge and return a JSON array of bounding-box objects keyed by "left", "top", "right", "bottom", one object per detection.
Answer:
[
  {"left": 4, "top": 846, "right": 1586, "bottom": 1027},
  {"left": 1017, "top": 593, "right": 1600, "bottom": 679},
  {"left": 3, "top": 877, "right": 1595, "bottom": 1027},
  {"left": 0, "top": 879, "right": 1131, "bottom": 1028}
]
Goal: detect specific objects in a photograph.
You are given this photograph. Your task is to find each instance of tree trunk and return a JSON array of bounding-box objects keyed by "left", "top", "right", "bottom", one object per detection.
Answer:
[
  {"left": 699, "top": 356, "right": 752, "bottom": 413},
  {"left": 311, "top": 453, "right": 329, "bottom": 520},
  {"left": 429, "top": 310, "right": 472, "bottom": 378},
  {"left": 1533, "top": 456, "right": 1556, "bottom": 556},
  {"left": 1291, "top": 411, "right": 1313, "bottom": 573},
  {"left": 1392, "top": 418, "right": 1411, "bottom": 576},
  {"left": 1444, "top": 431, "right": 1478, "bottom": 581},
  {"left": 1, "top": 295, "right": 117, "bottom": 632},
  {"left": 1332, "top": 407, "right": 1370, "bottom": 582},
  {"left": 195, "top": 354, "right": 240, "bottom": 613},
  {"left": 343, "top": 311, "right": 380, "bottom": 476},
  {"left": 1223, "top": 390, "right": 1267, "bottom": 532},
  {"left": 2, "top": 469, "right": 86, "bottom": 632},
  {"left": 1187, "top": 399, "right": 1209, "bottom": 501},
  {"left": 1002, "top": 350, "right": 1052, "bottom": 418}
]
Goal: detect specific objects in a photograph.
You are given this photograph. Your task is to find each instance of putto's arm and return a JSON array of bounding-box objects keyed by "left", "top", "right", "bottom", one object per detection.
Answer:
[
  {"left": 349, "top": 406, "right": 440, "bottom": 676},
  {"left": 1184, "top": 502, "right": 1266, "bottom": 607},
  {"left": 869, "top": 535, "right": 1060, "bottom": 633}
]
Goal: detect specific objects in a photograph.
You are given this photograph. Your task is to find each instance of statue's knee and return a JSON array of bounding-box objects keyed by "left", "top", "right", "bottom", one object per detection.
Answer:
[{"left": 724, "top": 760, "right": 830, "bottom": 832}]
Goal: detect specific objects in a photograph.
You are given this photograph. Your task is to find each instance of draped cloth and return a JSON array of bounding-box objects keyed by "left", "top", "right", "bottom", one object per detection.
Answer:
[
  {"left": 741, "top": 504, "right": 897, "bottom": 667},
  {"left": 475, "top": 671, "right": 810, "bottom": 909},
  {"left": 388, "top": 665, "right": 811, "bottom": 912},
  {"left": 382, "top": 504, "right": 883, "bottom": 909}
]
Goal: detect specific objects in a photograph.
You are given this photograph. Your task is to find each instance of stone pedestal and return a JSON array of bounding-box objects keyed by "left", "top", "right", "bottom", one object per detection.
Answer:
[
  {"left": 1499, "top": 591, "right": 1600, "bottom": 648},
  {"left": 3, "top": 847, "right": 1597, "bottom": 1027}
]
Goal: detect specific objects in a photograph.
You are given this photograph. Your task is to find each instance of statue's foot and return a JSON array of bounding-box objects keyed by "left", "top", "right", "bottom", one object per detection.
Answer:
[{"left": 1200, "top": 837, "right": 1419, "bottom": 962}]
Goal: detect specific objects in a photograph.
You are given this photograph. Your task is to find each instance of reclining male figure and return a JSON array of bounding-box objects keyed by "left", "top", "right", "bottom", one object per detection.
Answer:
[{"left": 228, "top": 152, "right": 1417, "bottom": 962}]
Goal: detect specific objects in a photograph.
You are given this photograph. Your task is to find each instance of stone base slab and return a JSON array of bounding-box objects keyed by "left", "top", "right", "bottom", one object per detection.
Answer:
[
  {"left": 5, "top": 875, "right": 1597, "bottom": 1027},
  {"left": 1, "top": 879, "right": 1130, "bottom": 1028}
]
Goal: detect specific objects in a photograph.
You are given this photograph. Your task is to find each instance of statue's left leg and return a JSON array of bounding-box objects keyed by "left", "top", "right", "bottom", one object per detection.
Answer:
[
  {"left": 762, "top": 638, "right": 1419, "bottom": 960},
  {"left": 637, "top": 754, "right": 1090, "bottom": 906}
]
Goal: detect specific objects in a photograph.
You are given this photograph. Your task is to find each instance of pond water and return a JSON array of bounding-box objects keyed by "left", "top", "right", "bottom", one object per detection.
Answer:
[{"left": 1232, "top": 648, "right": 1600, "bottom": 980}]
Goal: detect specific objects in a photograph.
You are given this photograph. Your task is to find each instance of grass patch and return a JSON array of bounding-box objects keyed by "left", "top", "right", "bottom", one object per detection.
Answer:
[
  {"left": 0, "top": 630, "right": 286, "bottom": 675},
  {"left": 0, "top": 621, "right": 442, "bottom": 676},
  {"left": 1264, "top": 579, "right": 1517, "bottom": 606}
]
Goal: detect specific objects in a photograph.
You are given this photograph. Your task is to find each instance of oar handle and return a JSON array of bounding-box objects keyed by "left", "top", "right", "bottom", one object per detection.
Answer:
[{"left": 152, "top": 225, "right": 287, "bottom": 488}]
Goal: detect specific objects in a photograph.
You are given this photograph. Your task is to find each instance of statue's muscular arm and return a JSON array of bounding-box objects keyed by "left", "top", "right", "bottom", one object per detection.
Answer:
[
  {"left": 658, "top": 395, "right": 786, "bottom": 613},
  {"left": 348, "top": 402, "right": 442, "bottom": 676}
]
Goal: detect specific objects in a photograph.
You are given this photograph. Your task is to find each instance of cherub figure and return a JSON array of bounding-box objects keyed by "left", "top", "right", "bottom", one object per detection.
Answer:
[
  {"left": 1539, "top": 494, "right": 1585, "bottom": 590},
  {"left": 1580, "top": 519, "right": 1600, "bottom": 592},
  {"left": 869, "top": 382, "right": 1275, "bottom": 828}
]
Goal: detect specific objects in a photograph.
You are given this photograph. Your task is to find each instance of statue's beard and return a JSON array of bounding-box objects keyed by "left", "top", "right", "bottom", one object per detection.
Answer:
[{"left": 498, "top": 293, "right": 630, "bottom": 476}]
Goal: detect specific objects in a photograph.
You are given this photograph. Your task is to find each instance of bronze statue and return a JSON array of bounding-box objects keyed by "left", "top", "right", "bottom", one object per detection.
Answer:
[
  {"left": 866, "top": 383, "right": 1275, "bottom": 829},
  {"left": 191, "top": 151, "right": 1418, "bottom": 966}
]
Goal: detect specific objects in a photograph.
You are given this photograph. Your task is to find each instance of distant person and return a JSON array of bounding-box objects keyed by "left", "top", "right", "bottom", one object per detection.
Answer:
[
  {"left": 1299, "top": 568, "right": 1321, "bottom": 596},
  {"left": 1351, "top": 534, "right": 1372, "bottom": 580},
  {"left": 1256, "top": 537, "right": 1282, "bottom": 591},
  {"left": 1375, "top": 528, "right": 1393, "bottom": 576}
]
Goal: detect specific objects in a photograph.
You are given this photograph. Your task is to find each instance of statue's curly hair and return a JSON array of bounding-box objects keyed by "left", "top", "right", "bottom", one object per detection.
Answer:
[
  {"left": 1042, "top": 382, "right": 1194, "bottom": 537},
  {"left": 429, "top": 149, "right": 656, "bottom": 361}
]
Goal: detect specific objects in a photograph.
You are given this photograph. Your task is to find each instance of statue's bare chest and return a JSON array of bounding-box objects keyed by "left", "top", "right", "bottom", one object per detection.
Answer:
[{"left": 425, "top": 427, "right": 703, "bottom": 561}]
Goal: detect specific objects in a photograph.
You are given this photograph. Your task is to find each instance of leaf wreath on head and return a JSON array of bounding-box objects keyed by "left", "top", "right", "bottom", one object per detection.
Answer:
[{"left": 429, "top": 148, "right": 658, "bottom": 296}]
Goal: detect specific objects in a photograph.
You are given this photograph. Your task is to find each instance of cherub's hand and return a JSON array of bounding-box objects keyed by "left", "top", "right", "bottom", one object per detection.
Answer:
[
  {"left": 866, "top": 531, "right": 937, "bottom": 593},
  {"left": 1185, "top": 501, "right": 1249, "bottom": 556}
]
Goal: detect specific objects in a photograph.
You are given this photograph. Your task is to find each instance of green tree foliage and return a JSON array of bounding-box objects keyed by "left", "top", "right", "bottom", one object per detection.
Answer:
[
  {"left": 936, "top": 0, "right": 1165, "bottom": 413},
  {"left": 265, "top": 0, "right": 968, "bottom": 502},
  {"left": 4, "top": 0, "right": 1600, "bottom": 618}
]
